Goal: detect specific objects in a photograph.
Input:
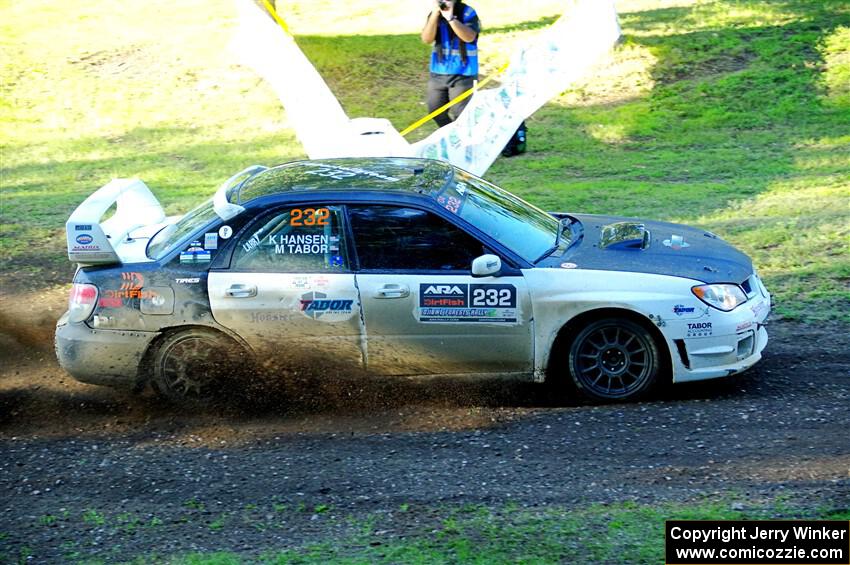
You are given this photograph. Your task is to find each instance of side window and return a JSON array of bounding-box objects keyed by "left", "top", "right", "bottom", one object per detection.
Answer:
[
  {"left": 348, "top": 206, "right": 484, "bottom": 271},
  {"left": 231, "top": 206, "right": 347, "bottom": 272}
]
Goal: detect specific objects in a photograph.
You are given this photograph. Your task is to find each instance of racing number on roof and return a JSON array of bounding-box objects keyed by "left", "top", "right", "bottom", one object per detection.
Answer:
[{"left": 304, "top": 166, "right": 357, "bottom": 180}]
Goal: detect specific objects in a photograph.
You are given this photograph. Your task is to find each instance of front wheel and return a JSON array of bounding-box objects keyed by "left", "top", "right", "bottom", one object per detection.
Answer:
[
  {"left": 149, "top": 329, "right": 248, "bottom": 403},
  {"left": 567, "top": 318, "right": 660, "bottom": 402}
]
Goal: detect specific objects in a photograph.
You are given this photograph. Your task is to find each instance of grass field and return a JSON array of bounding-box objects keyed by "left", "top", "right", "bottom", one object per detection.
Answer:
[
  {"left": 1, "top": 2, "right": 849, "bottom": 562},
  {"left": 2, "top": 0, "right": 849, "bottom": 319},
  {"left": 128, "top": 499, "right": 849, "bottom": 564}
]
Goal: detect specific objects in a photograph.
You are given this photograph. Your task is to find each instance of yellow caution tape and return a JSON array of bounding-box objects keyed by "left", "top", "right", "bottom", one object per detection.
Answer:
[
  {"left": 256, "top": 0, "right": 509, "bottom": 139},
  {"left": 399, "top": 60, "right": 510, "bottom": 137},
  {"left": 260, "top": 0, "right": 292, "bottom": 36}
]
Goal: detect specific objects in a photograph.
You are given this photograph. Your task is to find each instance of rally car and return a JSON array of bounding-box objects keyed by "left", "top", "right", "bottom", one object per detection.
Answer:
[{"left": 56, "top": 158, "right": 771, "bottom": 403}]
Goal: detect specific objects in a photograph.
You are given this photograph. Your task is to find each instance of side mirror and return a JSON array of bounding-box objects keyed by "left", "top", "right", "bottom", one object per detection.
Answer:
[{"left": 471, "top": 254, "right": 502, "bottom": 277}]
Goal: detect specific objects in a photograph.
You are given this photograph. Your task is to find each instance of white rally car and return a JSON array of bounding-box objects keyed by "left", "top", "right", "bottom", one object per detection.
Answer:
[{"left": 56, "top": 158, "right": 771, "bottom": 403}]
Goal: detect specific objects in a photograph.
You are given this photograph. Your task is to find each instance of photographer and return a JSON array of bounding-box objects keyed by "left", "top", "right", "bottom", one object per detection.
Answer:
[{"left": 421, "top": 0, "right": 480, "bottom": 127}]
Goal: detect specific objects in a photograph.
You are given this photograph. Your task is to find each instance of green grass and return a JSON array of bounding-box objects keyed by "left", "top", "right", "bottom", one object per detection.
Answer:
[
  {"left": 128, "top": 499, "right": 849, "bottom": 564},
  {"left": 1, "top": 0, "right": 848, "bottom": 320}
]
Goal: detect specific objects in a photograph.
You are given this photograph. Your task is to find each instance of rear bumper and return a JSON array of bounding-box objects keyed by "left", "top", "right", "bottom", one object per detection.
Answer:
[{"left": 55, "top": 312, "right": 159, "bottom": 389}]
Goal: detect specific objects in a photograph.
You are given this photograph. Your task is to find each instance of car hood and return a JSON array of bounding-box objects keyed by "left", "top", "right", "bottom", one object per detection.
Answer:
[{"left": 539, "top": 213, "right": 754, "bottom": 284}]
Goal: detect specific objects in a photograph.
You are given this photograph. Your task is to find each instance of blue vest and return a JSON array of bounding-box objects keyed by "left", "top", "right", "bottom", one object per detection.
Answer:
[{"left": 430, "top": 5, "right": 479, "bottom": 77}]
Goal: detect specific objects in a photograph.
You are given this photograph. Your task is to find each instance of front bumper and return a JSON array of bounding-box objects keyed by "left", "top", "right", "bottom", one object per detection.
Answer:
[
  {"left": 673, "top": 324, "right": 768, "bottom": 383},
  {"left": 55, "top": 312, "right": 159, "bottom": 389}
]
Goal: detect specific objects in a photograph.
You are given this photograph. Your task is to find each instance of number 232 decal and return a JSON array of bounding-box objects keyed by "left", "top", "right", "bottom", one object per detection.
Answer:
[
  {"left": 290, "top": 208, "right": 330, "bottom": 226},
  {"left": 471, "top": 286, "right": 513, "bottom": 307}
]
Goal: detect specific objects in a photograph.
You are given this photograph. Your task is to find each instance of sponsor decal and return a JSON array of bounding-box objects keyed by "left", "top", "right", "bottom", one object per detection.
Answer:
[
  {"left": 75, "top": 234, "right": 94, "bottom": 245},
  {"left": 120, "top": 272, "right": 144, "bottom": 290},
  {"left": 180, "top": 241, "right": 211, "bottom": 264},
  {"left": 269, "top": 234, "right": 328, "bottom": 255},
  {"left": 648, "top": 313, "right": 667, "bottom": 327},
  {"left": 418, "top": 283, "right": 518, "bottom": 323},
  {"left": 329, "top": 255, "right": 344, "bottom": 267},
  {"left": 560, "top": 262, "right": 578, "bottom": 269},
  {"left": 175, "top": 277, "right": 201, "bottom": 284},
  {"left": 71, "top": 245, "right": 102, "bottom": 252},
  {"left": 75, "top": 225, "right": 93, "bottom": 231},
  {"left": 250, "top": 311, "right": 295, "bottom": 323},
  {"left": 686, "top": 322, "right": 713, "bottom": 337},
  {"left": 102, "top": 288, "right": 160, "bottom": 301},
  {"left": 736, "top": 321, "right": 754, "bottom": 332},
  {"left": 663, "top": 234, "right": 690, "bottom": 250},
  {"left": 98, "top": 297, "right": 124, "bottom": 309},
  {"left": 218, "top": 225, "right": 233, "bottom": 239},
  {"left": 91, "top": 315, "right": 117, "bottom": 328},
  {"left": 299, "top": 291, "right": 355, "bottom": 320},
  {"left": 290, "top": 276, "right": 311, "bottom": 289},
  {"left": 751, "top": 300, "right": 768, "bottom": 318},
  {"left": 421, "top": 284, "right": 466, "bottom": 307},
  {"left": 242, "top": 232, "right": 261, "bottom": 253},
  {"left": 303, "top": 164, "right": 400, "bottom": 182},
  {"left": 204, "top": 232, "right": 218, "bottom": 250},
  {"left": 673, "top": 304, "right": 695, "bottom": 316}
]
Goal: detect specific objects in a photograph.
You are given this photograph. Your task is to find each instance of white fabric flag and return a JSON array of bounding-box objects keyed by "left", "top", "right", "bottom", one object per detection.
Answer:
[
  {"left": 232, "top": 0, "right": 620, "bottom": 176},
  {"left": 413, "top": 1, "right": 621, "bottom": 176}
]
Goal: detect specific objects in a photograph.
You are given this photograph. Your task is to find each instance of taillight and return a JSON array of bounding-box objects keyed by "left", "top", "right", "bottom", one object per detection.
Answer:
[{"left": 68, "top": 283, "right": 98, "bottom": 323}]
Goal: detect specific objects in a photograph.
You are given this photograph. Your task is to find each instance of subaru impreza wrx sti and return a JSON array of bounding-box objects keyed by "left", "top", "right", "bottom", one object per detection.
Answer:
[{"left": 56, "top": 158, "right": 771, "bottom": 402}]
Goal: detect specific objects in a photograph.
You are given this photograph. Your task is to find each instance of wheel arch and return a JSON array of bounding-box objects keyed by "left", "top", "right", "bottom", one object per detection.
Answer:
[
  {"left": 138, "top": 323, "right": 255, "bottom": 385},
  {"left": 544, "top": 307, "right": 673, "bottom": 385}
]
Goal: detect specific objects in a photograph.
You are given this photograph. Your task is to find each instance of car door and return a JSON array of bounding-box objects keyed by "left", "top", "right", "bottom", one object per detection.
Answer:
[
  {"left": 349, "top": 205, "right": 534, "bottom": 376},
  {"left": 208, "top": 204, "right": 365, "bottom": 371}
]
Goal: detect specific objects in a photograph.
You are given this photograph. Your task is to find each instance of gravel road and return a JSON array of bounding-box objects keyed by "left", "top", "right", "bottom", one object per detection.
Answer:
[{"left": 1, "top": 321, "right": 848, "bottom": 562}]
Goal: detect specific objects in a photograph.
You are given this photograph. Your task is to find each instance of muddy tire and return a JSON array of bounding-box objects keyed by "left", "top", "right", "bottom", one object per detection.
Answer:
[
  {"left": 567, "top": 318, "right": 660, "bottom": 402},
  {"left": 149, "top": 328, "right": 248, "bottom": 404}
]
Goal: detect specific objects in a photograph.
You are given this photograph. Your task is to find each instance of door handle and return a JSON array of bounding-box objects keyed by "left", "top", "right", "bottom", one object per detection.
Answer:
[
  {"left": 225, "top": 284, "right": 257, "bottom": 298},
  {"left": 375, "top": 284, "right": 409, "bottom": 299}
]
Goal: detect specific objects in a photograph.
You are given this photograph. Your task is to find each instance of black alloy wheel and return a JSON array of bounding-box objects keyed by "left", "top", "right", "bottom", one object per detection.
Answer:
[
  {"left": 568, "top": 318, "right": 660, "bottom": 401},
  {"left": 150, "top": 329, "right": 245, "bottom": 403}
]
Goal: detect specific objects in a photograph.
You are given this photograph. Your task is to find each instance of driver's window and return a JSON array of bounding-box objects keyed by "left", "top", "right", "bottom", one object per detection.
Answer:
[
  {"left": 348, "top": 205, "right": 483, "bottom": 271},
  {"left": 232, "top": 206, "right": 348, "bottom": 272}
]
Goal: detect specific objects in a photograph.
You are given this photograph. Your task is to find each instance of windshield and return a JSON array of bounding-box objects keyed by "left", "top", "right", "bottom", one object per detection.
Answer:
[
  {"left": 147, "top": 198, "right": 219, "bottom": 260},
  {"left": 432, "top": 170, "right": 561, "bottom": 262}
]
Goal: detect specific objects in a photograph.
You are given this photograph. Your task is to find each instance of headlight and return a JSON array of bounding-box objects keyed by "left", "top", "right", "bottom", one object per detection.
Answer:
[{"left": 691, "top": 284, "right": 747, "bottom": 312}]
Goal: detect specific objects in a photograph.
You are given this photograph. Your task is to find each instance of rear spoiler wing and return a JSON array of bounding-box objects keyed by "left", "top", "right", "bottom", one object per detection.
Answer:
[
  {"left": 65, "top": 179, "right": 166, "bottom": 265},
  {"left": 65, "top": 166, "right": 266, "bottom": 266}
]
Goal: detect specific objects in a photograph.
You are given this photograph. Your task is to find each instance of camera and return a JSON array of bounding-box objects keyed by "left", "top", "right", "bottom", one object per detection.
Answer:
[{"left": 439, "top": 1, "right": 448, "bottom": 9}]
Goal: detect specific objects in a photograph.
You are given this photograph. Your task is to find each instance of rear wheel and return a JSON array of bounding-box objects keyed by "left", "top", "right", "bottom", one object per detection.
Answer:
[
  {"left": 567, "top": 318, "right": 660, "bottom": 402},
  {"left": 150, "top": 329, "right": 247, "bottom": 403}
]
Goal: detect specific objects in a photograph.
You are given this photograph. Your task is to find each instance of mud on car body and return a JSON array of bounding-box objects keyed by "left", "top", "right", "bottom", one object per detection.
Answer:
[{"left": 56, "top": 158, "right": 771, "bottom": 403}]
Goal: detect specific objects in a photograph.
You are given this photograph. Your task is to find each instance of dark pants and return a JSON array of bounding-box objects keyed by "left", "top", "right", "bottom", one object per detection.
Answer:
[{"left": 427, "top": 73, "right": 477, "bottom": 127}]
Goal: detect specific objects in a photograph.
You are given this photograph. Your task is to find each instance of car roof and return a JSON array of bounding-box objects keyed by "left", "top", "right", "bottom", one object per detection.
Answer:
[{"left": 235, "top": 157, "right": 455, "bottom": 205}]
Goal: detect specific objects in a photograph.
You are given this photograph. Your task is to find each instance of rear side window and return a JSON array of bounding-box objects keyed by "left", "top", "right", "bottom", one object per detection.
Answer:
[
  {"left": 348, "top": 205, "right": 484, "bottom": 271},
  {"left": 231, "top": 206, "right": 348, "bottom": 272}
]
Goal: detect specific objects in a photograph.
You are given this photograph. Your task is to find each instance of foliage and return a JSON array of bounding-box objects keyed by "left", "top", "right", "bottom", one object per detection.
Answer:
[{"left": 1, "top": 0, "right": 848, "bottom": 320}]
